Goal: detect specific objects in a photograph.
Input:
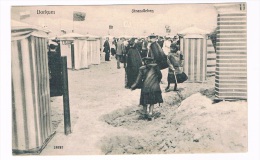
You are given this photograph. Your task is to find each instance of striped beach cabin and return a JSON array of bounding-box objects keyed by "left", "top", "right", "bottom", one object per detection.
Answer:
[
  {"left": 59, "top": 33, "right": 101, "bottom": 70},
  {"left": 214, "top": 3, "right": 247, "bottom": 100},
  {"left": 11, "top": 20, "right": 55, "bottom": 154},
  {"left": 207, "top": 38, "right": 217, "bottom": 76},
  {"left": 179, "top": 27, "right": 211, "bottom": 82}
]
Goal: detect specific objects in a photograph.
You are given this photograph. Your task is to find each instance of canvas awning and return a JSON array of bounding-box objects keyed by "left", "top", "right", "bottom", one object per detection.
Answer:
[
  {"left": 178, "top": 26, "right": 211, "bottom": 36},
  {"left": 11, "top": 20, "right": 50, "bottom": 41},
  {"left": 58, "top": 32, "right": 87, "bottom": 40}
]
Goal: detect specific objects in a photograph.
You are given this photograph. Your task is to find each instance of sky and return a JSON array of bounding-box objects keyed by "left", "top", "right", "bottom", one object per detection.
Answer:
[{"left": 11, "top": 4, "right": 218, "bottom": 37}]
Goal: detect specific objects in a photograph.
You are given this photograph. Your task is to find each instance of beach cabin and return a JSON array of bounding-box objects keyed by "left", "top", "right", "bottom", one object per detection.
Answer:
[
  {"left": 59, "top": 33, "right": 101, "bottom": 70},
  {"left": 59, "top": 33, "right": 88, "bottom": 70},
  {"left": 178, "top": 26, "right": 210, "bottom": 82},
  {"left": 85, "top": 34, "right": 102, "bottom": 65},
  {"left": 11, "top": 20, "right": 55, "bottom": 154},
  {"left": 214, "top": 3, "right": 247, "bottom": 100}
]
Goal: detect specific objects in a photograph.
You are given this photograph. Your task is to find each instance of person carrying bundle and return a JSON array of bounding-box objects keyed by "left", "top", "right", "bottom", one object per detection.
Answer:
[
  {"left": 131, "top": 57, "right": 163, "bottom": 121},
  {"left": 165, "top": 43, "right": 187, "bottom": 92}
]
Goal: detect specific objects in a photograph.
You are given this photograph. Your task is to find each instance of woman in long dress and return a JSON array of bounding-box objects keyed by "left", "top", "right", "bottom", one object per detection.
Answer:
[
  {"left": 131, "top": 57, "right": 163, "bottom": 120},
  {"left": 125, "top": 39, "right": 143, "bottom": 88}
]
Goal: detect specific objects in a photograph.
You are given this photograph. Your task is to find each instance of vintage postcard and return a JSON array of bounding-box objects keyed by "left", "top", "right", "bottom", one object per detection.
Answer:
[{"left": 9, "top": 2, "right": 250, "bottom": 158}]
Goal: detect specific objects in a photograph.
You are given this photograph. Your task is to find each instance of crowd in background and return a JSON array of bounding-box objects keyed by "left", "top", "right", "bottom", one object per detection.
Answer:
[{"left": 102, "top": 34, "right": 186, "bottom": 120}]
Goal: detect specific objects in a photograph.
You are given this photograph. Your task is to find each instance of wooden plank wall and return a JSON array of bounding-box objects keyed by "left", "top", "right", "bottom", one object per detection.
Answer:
[
  {"left": 12, "top": 36, "right": 53, "bottom": 153},
  {"left": 215, "top": 12, "right": 247, "bottom": 100}
]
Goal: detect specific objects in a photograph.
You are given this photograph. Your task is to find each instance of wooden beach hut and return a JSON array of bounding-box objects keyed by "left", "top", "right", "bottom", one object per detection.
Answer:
[
  {"left": 59, "top": 33, "right": 101, "bottom": 69},
  {"left": 178, "top": 26, "right": 210, "bottom": 82},
  {"left": 85, "top": 34, "right": 102, "bottom": 65},
  {"left": 214, "top": 3, "right": 247, "bottom": 100},
  {"left": 59, "top": 33, "right": 89, "bottom": 70},
  {"left": 11, "top": 20, "right": 55, "bottom": 154}
]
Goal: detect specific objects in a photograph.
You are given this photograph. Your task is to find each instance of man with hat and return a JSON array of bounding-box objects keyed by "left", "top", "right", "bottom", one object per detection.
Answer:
[
  {"left": 103, "top": 37, "right": 110, "bottom": 61},
  {"left": 141, "top": 37, "right": 149, "bottom": 58},
  {"left": 48, "top": 41, "right": 62, "bottom": 96},
  {"left": 116, "top": 37, "right": 126, "bottom": 69}
]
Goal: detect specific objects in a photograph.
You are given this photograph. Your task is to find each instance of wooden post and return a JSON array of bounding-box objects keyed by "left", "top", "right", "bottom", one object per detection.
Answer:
[
  {"left": 61, "top": 56, "right": 71, "bottom": 135},
  {"left": 71, "top": 43, "right": 75, "bottom": 70}
]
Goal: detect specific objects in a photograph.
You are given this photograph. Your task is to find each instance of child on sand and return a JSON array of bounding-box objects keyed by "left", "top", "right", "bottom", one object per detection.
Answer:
[{"left": 131, "top": 57, "right": 163, "bottom": 120}]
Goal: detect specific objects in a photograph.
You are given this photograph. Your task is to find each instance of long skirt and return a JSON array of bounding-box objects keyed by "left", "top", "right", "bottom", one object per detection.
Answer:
[{"left": 140, "top": 91, "right": 163, "bottom": 105}]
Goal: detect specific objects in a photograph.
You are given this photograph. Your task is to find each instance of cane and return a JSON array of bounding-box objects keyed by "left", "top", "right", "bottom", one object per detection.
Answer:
[
  {"left": 173, "top": 69, "right": 178, "bottom": 85},
  {"left": 173, "top": 69, "right": 184, "bottom": 99}
]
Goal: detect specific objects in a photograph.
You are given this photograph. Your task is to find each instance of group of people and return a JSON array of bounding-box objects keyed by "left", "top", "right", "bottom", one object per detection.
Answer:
[{"left": 103, "top": 34, "right": 186, "bottom": 120}]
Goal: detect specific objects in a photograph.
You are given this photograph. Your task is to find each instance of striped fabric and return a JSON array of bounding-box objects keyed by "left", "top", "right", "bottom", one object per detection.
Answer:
[
  {"left": 207, "top": 39, "right": 216, "bottom": 76},
  {"left": 215, "top": 12, "right": 247, "bottom": 99},
  {"left": 215, "top": 12, "right": 247, "bottom": 100},
  {"left": 180, "top": 37, "right": 207, "bottom": 82},
  {"left": 60, "top": 39, "right": 101, "bottom": 69},
  {"left": 12, "top": 35, "right": 53, "bottom": 153}
]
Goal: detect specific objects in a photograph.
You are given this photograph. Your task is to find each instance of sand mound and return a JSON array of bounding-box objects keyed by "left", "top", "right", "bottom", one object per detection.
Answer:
[{"left": 100, "top": 92, "right": 247, "bottom": 154}]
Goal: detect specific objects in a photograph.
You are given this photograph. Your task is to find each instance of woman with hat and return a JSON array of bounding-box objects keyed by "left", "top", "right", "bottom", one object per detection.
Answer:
[
  {"left": 165, "top": 43, "right": 184, "bottom": 92},
  {"left": 125, "top": 38, "right": 143, "bottom": 88},
  {"left": 147, "top": 34, "right": 168, "bottom": 70},
  {"left": 131, "top": 57, "right": 163, "bottom": 120}
]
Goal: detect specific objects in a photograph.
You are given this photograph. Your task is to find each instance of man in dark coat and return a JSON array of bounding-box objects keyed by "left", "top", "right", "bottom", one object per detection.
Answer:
[
  {"left": 141, "top": 38, "right": 148, "bottom": 58},
  {"left": 48, "top": 42, "right": 62, "bottom": 96},
  {"left": 135, "top": 38, "right": 143, "bottom": 54},
  {"left": 125, "top": 38, "right": 143, "bottom": 88},
  {"left": 103, "top": 37, "right": 110, "bottom": 61}
]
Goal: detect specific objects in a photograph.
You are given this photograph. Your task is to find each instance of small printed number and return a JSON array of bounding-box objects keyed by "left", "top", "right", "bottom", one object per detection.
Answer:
[{"left": 54, "top": 146, "right": 63, "bottom": 149}]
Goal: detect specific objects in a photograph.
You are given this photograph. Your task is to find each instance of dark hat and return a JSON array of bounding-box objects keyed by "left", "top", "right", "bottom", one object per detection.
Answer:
[
  {"left": 170, "top": 43, "right": 179, "bottom": 51},
  {"left": 142, "top": 57, "right": 154, "bottom": 61},
  {"left": 49, "top": 44, "right": 57, "bottom": 49},
  {"left": 129, "top": 38, "right": 135, "bottom": 46},
  {"left": 148, "top": 33, "right": 157, "bottom": 39}
]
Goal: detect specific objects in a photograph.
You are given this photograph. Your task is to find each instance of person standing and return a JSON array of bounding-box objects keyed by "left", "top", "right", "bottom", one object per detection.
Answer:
[
  {"left": 162, "top": 37, "right": 171, "bottom": 55},
  {"left": 165, "top": 43, "right": 184, "bottom": 92},
  {"left": 135, "top": 38, "right": 143, "bottom": 54},
  {"left": 141, "top": 38, "right": 148, "bottom": 58},
  {"left": 131, "top": 57, "right": 163, "bottom": 120},
  {"left": 125, "top": 38, "right": 143, "bottom": 88},
  {"left": 103, "top": 37, "right": 110, "bottom": 61},
  {"left": 116, "top": 37, "right": 125, "bottom": 69},
  {"left": 48, "top": 42, "right": 62, "bottom": 96},
  {"left": 111, "top": 40, "right": 117, "bottom": 57}
]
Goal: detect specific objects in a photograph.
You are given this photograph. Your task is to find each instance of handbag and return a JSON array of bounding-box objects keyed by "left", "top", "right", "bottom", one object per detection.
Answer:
[{"left": 176, "top": 72, "right": 188, "bottom": 83}]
